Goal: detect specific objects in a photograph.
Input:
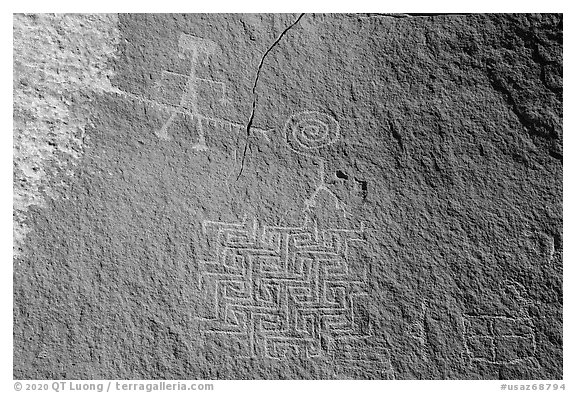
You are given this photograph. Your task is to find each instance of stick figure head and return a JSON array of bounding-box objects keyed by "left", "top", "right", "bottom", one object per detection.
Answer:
[{"left": 178, "top": 33, "right": 217, "bottom": 60}]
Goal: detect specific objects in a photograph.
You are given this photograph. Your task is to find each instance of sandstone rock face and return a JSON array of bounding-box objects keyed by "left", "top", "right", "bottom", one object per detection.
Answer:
[{"left": 13, "top": 13, "right": 562, "bottom": 379}]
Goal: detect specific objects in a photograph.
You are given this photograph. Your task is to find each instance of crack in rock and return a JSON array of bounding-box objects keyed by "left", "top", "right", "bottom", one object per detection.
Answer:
[{"left": 236, "top": 13, "right": 305, "bottom": 180}]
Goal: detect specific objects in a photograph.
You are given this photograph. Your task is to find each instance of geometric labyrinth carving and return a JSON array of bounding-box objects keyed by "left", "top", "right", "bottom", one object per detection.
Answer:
[{"left": 197, "top": 216, "right": 380, "bottom": 362}]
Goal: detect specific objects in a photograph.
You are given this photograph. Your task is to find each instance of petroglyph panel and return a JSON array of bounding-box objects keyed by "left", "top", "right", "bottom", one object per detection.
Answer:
[{"left": 13, "top": 13, "right": 562, "bottom": 380}]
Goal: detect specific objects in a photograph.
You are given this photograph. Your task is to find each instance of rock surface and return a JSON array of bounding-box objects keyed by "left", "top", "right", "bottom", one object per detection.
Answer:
[{"left": 13, "top": 13, "right": 562, "bottom": 379}]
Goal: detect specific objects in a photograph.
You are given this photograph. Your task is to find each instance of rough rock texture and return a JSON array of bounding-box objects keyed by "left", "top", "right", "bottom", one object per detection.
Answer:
[
  {"left": 13, "top": 13, "right": 119, "bottom": 257},
  {"left": 13, "top": 13, "right": 562, "bottom": 379}
]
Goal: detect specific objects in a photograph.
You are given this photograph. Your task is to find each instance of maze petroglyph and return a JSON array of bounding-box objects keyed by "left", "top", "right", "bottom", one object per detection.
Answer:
[{"left": 197, "top": 216, "right": 379, "bottom": 360}]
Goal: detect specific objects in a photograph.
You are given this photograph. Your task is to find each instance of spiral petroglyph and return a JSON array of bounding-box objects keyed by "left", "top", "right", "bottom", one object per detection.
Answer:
[{"left": 285, "top": 111, "right": 340, "bottom": 156}]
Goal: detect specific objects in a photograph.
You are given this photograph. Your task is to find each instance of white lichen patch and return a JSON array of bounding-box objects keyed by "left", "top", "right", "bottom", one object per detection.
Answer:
[{"left": 13, "top": 14, "right": 120, "bottom": 258}]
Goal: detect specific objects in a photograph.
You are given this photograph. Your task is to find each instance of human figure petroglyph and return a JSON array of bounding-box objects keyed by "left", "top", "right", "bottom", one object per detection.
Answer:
[
  {"left": 303, "top": 161, "right": 347, "bottom": 214},
  {"left": 155, "top": 34, "right": 218, "bottom": 147},
  {"left": 115, "top": 32, "right": 271, "bottom": 149},
  {"left": 284, "top": 111, "right": 346, "bottom": 214}
]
